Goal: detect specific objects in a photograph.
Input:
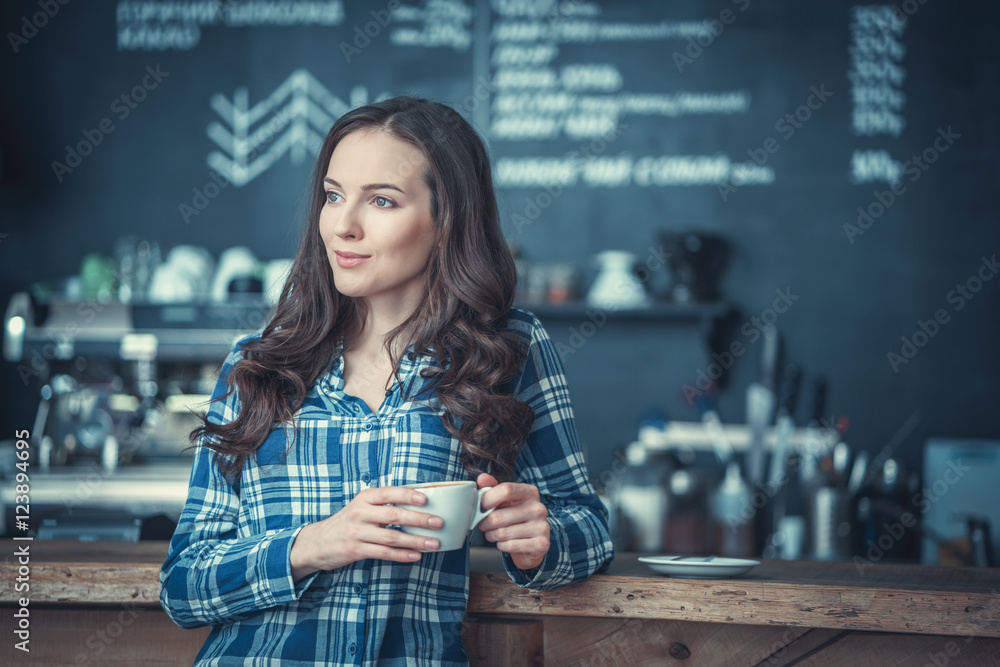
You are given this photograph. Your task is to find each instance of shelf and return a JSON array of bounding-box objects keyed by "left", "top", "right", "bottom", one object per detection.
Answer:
[
  {"left": 5, "top": 294, "right": 270, "bottom": 364},
  {"left": 5, "top": 293, "right": 735, "bottom": 366},
  {"left": 517, "top": 300, "right": 733, "bottom": 323}
]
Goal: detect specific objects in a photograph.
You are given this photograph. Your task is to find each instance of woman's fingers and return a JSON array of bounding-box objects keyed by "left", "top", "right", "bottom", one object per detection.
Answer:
[
  {"left": 482, "top": 515, "right": 548, "bottom": 543},
  {"left": 510, "top": 550, "right": 548, "bottom": 571},
  {"left": 479, "top": 497, "right": 547, "bottom": 534},
  {"left": 474, "top": 481, "right": 550, "bottom": 571},
  {"left": 360, "top": 544, "right": 424, "bottom": 563},
  {"left": 476, "top": 472, "right": 500, "bottom": 490},
  {"left": 303, "top": 485, "right": 453, "bottom": 571},
  {"left": 351, "top": 486, "right": 443, "bottom": 529},
  {"left": 492, "top": 535, "right": 550, "bottom": 555},
  {"left": 480, "top": 507, "right": 547, "bottom": 537},
  {"left": 480, "top": 481, "right": 539, "bottom": 511},
  {"left": 356, "top": 485, "right": 428, "bottom": 507},
  {"left": 364, "top": 503, "right": 444, "bottom": 530},
  {"left": 356, "top": 525, "right": 440, "bottom": 554},
  {"left": 493, "top": 531, "right": 550, "bottom": 571},
  {"left": 321, "top": 516, "right": 439, "bottom": 565}
]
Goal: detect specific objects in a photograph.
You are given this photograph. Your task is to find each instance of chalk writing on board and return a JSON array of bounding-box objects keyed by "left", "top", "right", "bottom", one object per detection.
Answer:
[
  {"left": 115, "top": 0, "right": 345, "bottom": 51},
  {"left": 852, "top": 149, "right": 903, "bottom": 185},
  {"left": 491, "top": 89, "right": 751, "bottom": 141},
  {"left": 205, "top": 70, "right": 367, "bottom": 186},
  {"left": 849, "top": 4, "right": 907, "bottom": 186},
  {"left": 495, "top": 154, "right": 772, "bottom": 189},
  {"left": 490, "top": 18, "right": 712, "bottom": 43},
  {"left": 848, "top": 5, "right": 906, "bottom": 138},
  {"left": 487, "top": 1, "right": 758, "bottom": 189},
  {"left": 390, "top": 0, "right": 472, "bottom": 50}
]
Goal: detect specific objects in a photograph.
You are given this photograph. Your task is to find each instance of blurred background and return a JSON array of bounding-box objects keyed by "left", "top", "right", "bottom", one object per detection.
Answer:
[{"left": 1, "top": 0, "right": 998, "bottom": 566}]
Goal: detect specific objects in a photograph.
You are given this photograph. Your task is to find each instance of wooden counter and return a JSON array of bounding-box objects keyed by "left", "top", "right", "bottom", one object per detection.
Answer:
[{"left": 2, "top": 541, "right": 999, "bottom": 665}]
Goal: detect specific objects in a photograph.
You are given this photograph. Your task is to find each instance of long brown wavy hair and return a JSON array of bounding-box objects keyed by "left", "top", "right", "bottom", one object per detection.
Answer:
[{"left": 193, "top": 96, "right": 535, "bottom": 483}]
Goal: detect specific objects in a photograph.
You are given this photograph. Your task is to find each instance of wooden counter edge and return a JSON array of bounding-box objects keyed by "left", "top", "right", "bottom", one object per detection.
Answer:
[
  {"left": 0, "top": 561, "right": 163, "bottom": 606},
  {"left": 2, "top": 560, "right": 998, "bottom": 639},
  {"left": 467, "top": 571, "right": 1000, "bottom": 639}
]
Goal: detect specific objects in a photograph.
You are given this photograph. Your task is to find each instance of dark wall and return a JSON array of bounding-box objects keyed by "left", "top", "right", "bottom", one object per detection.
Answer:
[{"left": 2, "top": 0, "right": 998, "bottom": 477}]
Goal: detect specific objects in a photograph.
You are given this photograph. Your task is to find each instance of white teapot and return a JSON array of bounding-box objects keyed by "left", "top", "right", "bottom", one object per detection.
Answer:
[{"left": 586, "top": 250, "right": 649, "bottom": 309}]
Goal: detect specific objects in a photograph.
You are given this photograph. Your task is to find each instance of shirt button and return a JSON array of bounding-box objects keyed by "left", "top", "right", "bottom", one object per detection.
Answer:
[
  {"left": 362, "top": 473, "right": 371, "bottom": 483},
  {"left": 348, "top": 643, "right": 358, "bottom": 655},
  {"left": 363, "top": 422, "right": 373, "bottom": 431},
  {"left": 353, "top": 583, "right": 363, "bottom": 594}
]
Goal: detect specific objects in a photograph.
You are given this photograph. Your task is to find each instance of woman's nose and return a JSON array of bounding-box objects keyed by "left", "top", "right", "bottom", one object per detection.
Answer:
[{"left": 333, "top": 202, "right": 363, "bottom": 239}]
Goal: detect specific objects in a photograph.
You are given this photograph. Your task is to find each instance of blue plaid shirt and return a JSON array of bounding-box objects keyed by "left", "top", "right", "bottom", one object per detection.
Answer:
[{"left": 160, "top": 309, "right": 614, "bottom": 666}]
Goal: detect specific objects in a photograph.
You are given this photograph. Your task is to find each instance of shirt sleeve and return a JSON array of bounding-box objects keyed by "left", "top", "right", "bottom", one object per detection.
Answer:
[
  {"left": 500, "top": 314, "right": 615, "bottom": 590},
  {"left": 159, "top": 338, "right": 323, "bottom": 629}
]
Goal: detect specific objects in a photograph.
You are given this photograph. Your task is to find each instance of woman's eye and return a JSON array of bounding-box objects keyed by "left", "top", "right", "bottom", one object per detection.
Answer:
[
  {"left": 372, "top": 195, "right": 395, "bottom": 208},
  {"left": 325, "top": 191, "right": 342, "bottom": 204}
]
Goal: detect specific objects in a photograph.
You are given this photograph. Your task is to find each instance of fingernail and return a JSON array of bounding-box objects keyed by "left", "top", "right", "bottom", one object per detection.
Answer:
[
  {"left": 411, "top": 493, "right": 425, "bottom": 504},
  {"left": 408, "top": 551, "right": 420, "bottom": 560},
  {"left": 425, "top": 539, "right": 439, "bottom": 550},
  {"left": 429, "top": 517, "right": 443, "bottom": 528}
]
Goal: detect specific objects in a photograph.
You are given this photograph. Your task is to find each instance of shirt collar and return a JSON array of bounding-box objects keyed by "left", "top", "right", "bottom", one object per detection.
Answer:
[{"left": 319, "top": 342, "right": 442, "bottom": 402}]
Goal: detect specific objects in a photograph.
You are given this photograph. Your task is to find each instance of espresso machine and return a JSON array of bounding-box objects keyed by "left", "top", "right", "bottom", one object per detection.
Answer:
[
  {"left": 660, "top": 230, "right": 731, "bottom": 304},
  {"left": 4, "top": 293, "right": 234, "bottom": 471},
  {"left": 1, "top": 291, "right": 270, "bottom": 539}
]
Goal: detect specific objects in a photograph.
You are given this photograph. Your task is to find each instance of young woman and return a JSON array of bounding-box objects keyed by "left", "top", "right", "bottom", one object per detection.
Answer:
[{"left": 160, "top": 96, "right": 613, "bottom": 665}]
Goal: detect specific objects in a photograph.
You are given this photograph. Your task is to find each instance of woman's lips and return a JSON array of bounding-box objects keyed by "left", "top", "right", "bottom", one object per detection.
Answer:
[{"left": 334, "top": 251, "right": 371, "bottom": 268}]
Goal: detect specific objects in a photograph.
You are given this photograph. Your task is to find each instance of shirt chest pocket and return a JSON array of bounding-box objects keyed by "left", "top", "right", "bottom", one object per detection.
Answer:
[
  {"left": 390, "top": 411, "right": 468, "bottom": 486},
  {"left": 239, "top": 420, "right": 345, "bottom": 532}
]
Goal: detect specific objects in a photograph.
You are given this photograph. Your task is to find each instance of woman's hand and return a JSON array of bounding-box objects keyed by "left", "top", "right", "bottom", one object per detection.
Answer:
[
  {"left": 476, "top": 473, "right": 550, "bottom": 571},
  {"left": 290, "top": 487, "right": 444, "bottom": 581}
]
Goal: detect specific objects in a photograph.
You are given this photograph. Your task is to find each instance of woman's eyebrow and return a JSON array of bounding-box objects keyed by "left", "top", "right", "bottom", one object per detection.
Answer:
[{"left": 324, "top": 177, "right": 406, "bottom": 194}]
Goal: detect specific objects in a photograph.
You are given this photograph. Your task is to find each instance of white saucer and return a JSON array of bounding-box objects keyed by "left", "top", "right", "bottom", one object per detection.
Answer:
[{"left": 638, "top": 555, "right": 760, "bottom": 578}]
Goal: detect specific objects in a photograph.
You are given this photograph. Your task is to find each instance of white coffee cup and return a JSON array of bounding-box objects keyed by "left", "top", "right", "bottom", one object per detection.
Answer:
[{"left": 396, "top": 481, "right": 495, "bottom": 552}]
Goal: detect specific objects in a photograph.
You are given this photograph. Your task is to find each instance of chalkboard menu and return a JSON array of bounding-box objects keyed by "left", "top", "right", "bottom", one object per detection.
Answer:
[{"left": 2, "top": 0, "right": 998, "bottom": 475}]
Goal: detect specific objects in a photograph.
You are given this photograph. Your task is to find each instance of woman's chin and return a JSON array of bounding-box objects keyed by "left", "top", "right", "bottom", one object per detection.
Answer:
[
  {"left": 335, "top": 287, "right": 367, "bottom": 299},
  {"left": 330, "top": 271, "right": 367, "bottom": 297}
]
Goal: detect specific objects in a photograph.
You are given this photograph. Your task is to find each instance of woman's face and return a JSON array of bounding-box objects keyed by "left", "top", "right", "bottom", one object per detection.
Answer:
[{"left": 319, "top": 130, "right": 438, "bottom": 311}]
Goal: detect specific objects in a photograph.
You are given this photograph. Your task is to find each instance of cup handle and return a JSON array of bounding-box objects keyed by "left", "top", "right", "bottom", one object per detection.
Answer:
[{"left": 470, "top": 486, "right": 495, "bottom": 531}]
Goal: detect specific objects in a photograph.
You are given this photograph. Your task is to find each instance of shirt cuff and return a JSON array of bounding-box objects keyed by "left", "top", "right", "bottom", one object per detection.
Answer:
[{"left": 257, "top": 525, "right": 324, "bottom": 606}]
